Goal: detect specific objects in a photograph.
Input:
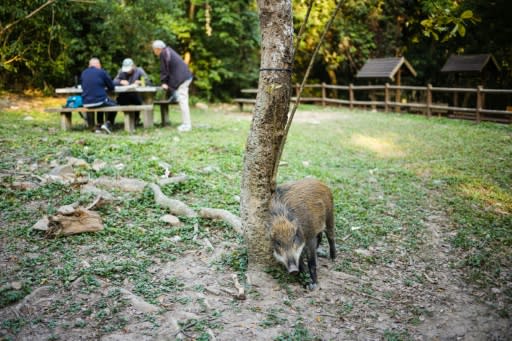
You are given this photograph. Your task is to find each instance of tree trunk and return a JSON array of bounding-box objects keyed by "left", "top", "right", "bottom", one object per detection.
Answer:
[{"left": 240, "top": 0, "right": 293, "bottom": 268}]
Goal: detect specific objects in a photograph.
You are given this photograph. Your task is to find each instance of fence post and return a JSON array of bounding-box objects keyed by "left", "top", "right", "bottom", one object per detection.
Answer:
[
  {"left": 349, "top": 83, "right": 354, "bottom": 110},
  {"left": 476, "top": 85, "right": 482, "bottom": 123},
  {"left": 426, "top": 84, "right": 432, "bottom": 118},
  {"left": 321, "top": 82, "right": 326, "bottom": 107},
  {"left": 295, "top": 83, "right": 300, "bottom": 105},
  {"left": 384, "top": 83, "right": 389, "bottom": 112},
  {"left": 451, "top": 91, "right": 458, "bottom": 116}
]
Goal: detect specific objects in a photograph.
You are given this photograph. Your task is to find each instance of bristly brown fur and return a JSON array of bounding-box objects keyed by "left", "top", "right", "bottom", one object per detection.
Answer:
[{"left": 269, "top": 178, "right": 336, "bottom": 289}]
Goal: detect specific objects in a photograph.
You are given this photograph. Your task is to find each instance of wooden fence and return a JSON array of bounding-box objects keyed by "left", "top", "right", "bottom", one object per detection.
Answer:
[{"left": 290, "top": 83, "right": 512, "bottom": 123}]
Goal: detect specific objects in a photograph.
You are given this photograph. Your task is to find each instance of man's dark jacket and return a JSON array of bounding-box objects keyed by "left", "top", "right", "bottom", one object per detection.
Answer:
[
  {"left": 80, "top": 67, "right": 115, "bottom": 107},
  {"left": 159, "top": 47, "right": 193, "bottom": 92}
]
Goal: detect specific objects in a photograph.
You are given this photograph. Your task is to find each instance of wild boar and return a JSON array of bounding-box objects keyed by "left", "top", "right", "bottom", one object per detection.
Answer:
[{"left": 270, "top": 178, "right": 336, "bottom": 290}]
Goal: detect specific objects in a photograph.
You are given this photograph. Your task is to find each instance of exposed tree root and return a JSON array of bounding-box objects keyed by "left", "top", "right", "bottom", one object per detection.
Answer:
[
  {"left": 198, "top": 208, "right": 243, "bottom": 235},
  {"left": 148, "top": 183, "right": 197, "bottom": 217},
  {"left": 90, "top": 176, "right": 147, "bottom": 193}
]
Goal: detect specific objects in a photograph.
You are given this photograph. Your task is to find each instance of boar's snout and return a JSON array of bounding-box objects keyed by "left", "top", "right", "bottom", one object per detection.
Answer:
[{"left": 287, "top": 261, "right": 299, "bottom": 275}]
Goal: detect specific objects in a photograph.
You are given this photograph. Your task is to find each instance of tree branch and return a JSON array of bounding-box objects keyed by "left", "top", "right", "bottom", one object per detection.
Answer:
[{"left": 0, "top": 0, "right": 57, "bottom": 37}]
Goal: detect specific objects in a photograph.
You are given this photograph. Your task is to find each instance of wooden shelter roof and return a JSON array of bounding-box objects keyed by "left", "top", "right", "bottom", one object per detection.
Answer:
[
  {"left": 355, "top": 57, "right": 417, "bottom": 80},
  {"left": 441, "top": 54, "right": 500, "bottom": 73}
]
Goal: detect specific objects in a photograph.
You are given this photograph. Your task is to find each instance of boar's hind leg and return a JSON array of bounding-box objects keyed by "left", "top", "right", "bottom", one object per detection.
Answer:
[{"left": 326, "top": 210, "right": 336, "bottom": 260}]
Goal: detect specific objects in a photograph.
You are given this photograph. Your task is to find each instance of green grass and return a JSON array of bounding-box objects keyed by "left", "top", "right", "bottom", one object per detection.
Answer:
[{"left": 1, "top": 101, "right": 511, "bottom": 317}]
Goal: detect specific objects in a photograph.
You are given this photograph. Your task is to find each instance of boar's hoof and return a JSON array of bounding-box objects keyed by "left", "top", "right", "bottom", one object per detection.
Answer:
[
  {"left": 307, "top": 283, "right": 317, "bottom": 291},
  {"left": 316, "top": 247, "right": 328, "bottom": 258}
]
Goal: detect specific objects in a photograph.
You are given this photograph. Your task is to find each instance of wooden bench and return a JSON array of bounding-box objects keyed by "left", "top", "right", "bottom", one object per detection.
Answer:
[
  {"left": 45, "top": 105, "right": 153, "bottom": 133},
  {"left": 153, "top": 99, "right": 178, "bottom": 126},
  {"left": 233, "top": 89, "right": 257, "bottom": 111}
]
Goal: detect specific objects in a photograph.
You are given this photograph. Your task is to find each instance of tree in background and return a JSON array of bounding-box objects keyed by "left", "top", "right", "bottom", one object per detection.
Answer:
[
  {"left": 171, "top": 0, "right": 260, "bottom": 101},
  {"left": 1, "top": 0, "right": 510, "bottom": 97},
  {"left": 0, "top": 0, "right": 260, "bottom": 99}
]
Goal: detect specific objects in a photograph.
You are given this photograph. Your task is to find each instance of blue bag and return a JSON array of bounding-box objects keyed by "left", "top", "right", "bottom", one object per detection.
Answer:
[{"left": 65, "top": 95, "right": 83, "bottom": 108}]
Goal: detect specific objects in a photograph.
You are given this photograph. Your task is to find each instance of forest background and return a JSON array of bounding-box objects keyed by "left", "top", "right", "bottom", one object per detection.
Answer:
[{"left": 1, "top": 0, "right": 511, "bottom": 102}]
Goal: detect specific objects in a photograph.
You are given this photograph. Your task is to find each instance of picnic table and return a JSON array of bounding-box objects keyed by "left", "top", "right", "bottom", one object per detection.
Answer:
[{"left": 46, "top": 85, "right": 170, "bottom": 132}]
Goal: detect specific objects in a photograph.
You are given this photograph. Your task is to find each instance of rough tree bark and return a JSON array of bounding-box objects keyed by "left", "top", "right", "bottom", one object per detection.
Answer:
[{"left": 240, "top": 0, "right": 293, "bottom": 268}]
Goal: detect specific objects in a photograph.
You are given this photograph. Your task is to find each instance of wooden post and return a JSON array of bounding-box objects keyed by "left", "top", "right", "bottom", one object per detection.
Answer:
[
  {"left": 124, "top": 112, "right": 136, "bottom": 133},
  {"left": 384, "top": 83, "right": 389, "bottom": 112},
  {"left": 142, "top": 108, "right": 154, "bottom": 128},
  {"left": 426, "top": 84, "right": 432, "bottom": 118},
  {"left": 295, "top": 83, "right": 300, "bottom": 105},
  {"left": 395, "top": 70, "right": 401, "bottom": 112},
  {"left": 451, "top": 91, "right": 458, "bottom": 116},
  {"left": 321, "top": 82, "right": 326, "bottom": 107},
  {"left": 60, "top": 112, "right": 72, "bottom": 131},
  {"left": 481, "top": 84, "right": 486, "bottom": 109},
  {"left": 159, "top": 104, "right": 170, "bottom": 126},
  {"left": 86, "top": 112, "right": 95, "bottom": 128},
  {"left": 476, "top": 85, "right": 482, "bottom": 123},
  {"left": 349, "top": 83, "right": 354, "bottom": 110}
]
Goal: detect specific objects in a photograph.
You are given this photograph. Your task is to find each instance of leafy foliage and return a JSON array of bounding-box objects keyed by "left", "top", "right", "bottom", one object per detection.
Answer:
[
  {"left": 0, "top": 0, "right": 259, "bottom": 99},
  {"left": 1, "top": 0, "right": 511, "bottom": 97}
]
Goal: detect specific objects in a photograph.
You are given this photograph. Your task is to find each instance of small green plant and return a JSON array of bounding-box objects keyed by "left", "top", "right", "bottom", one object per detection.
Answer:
[
  {"left": 218, "top": 246, "right": 248, "bottom": 276},
  {"left": 383, "top": 329, "right": 412, "bottom": 341},
  {"left": 1, "top": 318, "right": 28, "bottom": 335},
  {"left": 260, "top": 308, "right": 287, "bottom": 328},
  {"left": 0, "top": 284, "right": 31, "bottom": 308},
  {"left": 274, "top": 318, "right": 318, "bottom": 341}
]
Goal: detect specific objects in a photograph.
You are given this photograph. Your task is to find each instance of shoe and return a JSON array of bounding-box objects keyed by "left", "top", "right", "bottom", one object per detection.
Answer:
[
  {"left": 79, "top": 113, "right": 88, "bottom": 124},
  {"left": 94, "top": 124, "right": 102, "bottom": 134},
  {"left": 177, "top": 124, "right": 191, "bottom": 132},
  {"left": 101, "top": 121, "right": 112, "bottom": 134}
]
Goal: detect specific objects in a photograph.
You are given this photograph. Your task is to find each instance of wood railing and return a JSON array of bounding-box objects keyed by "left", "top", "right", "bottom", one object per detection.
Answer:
[{"left": 289, "top": 83, "right": 512, "bottom": 123}]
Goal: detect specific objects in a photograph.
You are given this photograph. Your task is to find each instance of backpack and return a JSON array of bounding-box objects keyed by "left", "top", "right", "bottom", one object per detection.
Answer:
[{"left": 65, "top": 95, "right": 83, "bottom": 108}]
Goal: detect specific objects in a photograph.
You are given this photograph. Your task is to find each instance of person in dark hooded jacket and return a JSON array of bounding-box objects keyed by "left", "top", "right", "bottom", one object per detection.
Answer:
[{"left": 152, "top": 40, "right": 193, "bottom": 132}]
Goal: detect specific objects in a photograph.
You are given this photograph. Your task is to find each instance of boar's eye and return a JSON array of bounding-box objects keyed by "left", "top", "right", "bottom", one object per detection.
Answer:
[{"left": 274, "top": 240, "right": 282, "bottom": 248}]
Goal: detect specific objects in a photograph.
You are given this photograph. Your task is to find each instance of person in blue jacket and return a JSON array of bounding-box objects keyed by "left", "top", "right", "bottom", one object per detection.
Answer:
[{"left": 80, "top": 58, "right": 116, "bottom": 133}]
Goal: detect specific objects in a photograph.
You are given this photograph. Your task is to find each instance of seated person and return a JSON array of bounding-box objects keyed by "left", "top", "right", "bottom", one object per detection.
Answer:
[
  {"left": 80, "top": 57, "right": 116, "bottom": 133},
  {"left": 113, "top": 58, "right": 150, "bottom": 125}
]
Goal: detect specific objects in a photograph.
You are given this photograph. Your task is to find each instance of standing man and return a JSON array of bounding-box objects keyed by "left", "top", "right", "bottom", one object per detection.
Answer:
[
  {"left": 114, "top": 58, "right": 150, "bottom": 125},
  {"left": 80, "top": 57, "right": 116, "bottom": 133},
  {"left": 152, "top": 40, "right": 193, "bottom": 132}
]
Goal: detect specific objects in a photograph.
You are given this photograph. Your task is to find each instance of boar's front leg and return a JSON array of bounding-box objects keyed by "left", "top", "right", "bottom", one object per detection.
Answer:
[{"left": 305, "top": 238, "right": 319, "bottom": 290}]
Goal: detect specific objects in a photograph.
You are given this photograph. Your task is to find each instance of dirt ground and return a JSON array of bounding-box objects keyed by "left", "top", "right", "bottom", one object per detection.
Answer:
[
  {"left": 2, "top": 208, "right": 510, "bottom": 340},
  {"left": 1, "top": 97, "right": 511, "bottom": 340}
]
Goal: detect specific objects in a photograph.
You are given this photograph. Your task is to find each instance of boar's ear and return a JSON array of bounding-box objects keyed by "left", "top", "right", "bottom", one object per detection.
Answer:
[{"left": 285, "top": 209, "right": 296, "bottom": 223}]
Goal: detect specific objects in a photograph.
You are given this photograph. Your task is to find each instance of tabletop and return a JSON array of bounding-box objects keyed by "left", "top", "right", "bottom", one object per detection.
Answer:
[{"left": 55, "top": 85, "right": 161, "bottom": 95}]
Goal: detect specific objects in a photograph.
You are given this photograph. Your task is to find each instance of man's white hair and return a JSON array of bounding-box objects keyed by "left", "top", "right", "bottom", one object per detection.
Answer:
[
  {"left": 89, "top": 58, "right": 100, "bottom": 67},
  {"left": 152, "top": 40, "right": 166, "bottom": 49}
]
